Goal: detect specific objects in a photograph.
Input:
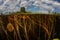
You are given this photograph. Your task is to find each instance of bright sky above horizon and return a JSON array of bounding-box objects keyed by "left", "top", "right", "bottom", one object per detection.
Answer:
[{"left": 0, "top": 0, "right": 60, "bottom": 14}]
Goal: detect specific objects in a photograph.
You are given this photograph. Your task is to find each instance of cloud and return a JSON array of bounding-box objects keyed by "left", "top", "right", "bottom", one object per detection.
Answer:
[
  {"left": 0, "top": 0, "right": 21, "bottom": 13},
  {"left": 20, "top": 1, "right": 28, "bottom": 7},
  {"left": 0, "top": 0, "right": 60, "bottom": 14},
  {"left": 33, "top": 0, "right": 54, "bottom": 11},
  {"left": 33, "top": 0, "right": 60, "bottom": 13}
]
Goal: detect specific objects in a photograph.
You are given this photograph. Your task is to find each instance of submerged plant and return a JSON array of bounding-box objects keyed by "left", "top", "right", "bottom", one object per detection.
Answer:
[{"left": 0, "top": 14, "right": 56, "bottom": 40}]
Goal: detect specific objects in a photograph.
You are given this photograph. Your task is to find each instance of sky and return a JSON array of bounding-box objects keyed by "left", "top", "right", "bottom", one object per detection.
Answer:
[{"left": 0, "top": 0, "right": 60, "bottom": 14}]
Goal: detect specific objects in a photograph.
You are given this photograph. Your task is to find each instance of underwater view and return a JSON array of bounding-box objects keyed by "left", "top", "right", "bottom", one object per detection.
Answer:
[{"left": 0, "top": 0, "right": 60, "bottom": 40}]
